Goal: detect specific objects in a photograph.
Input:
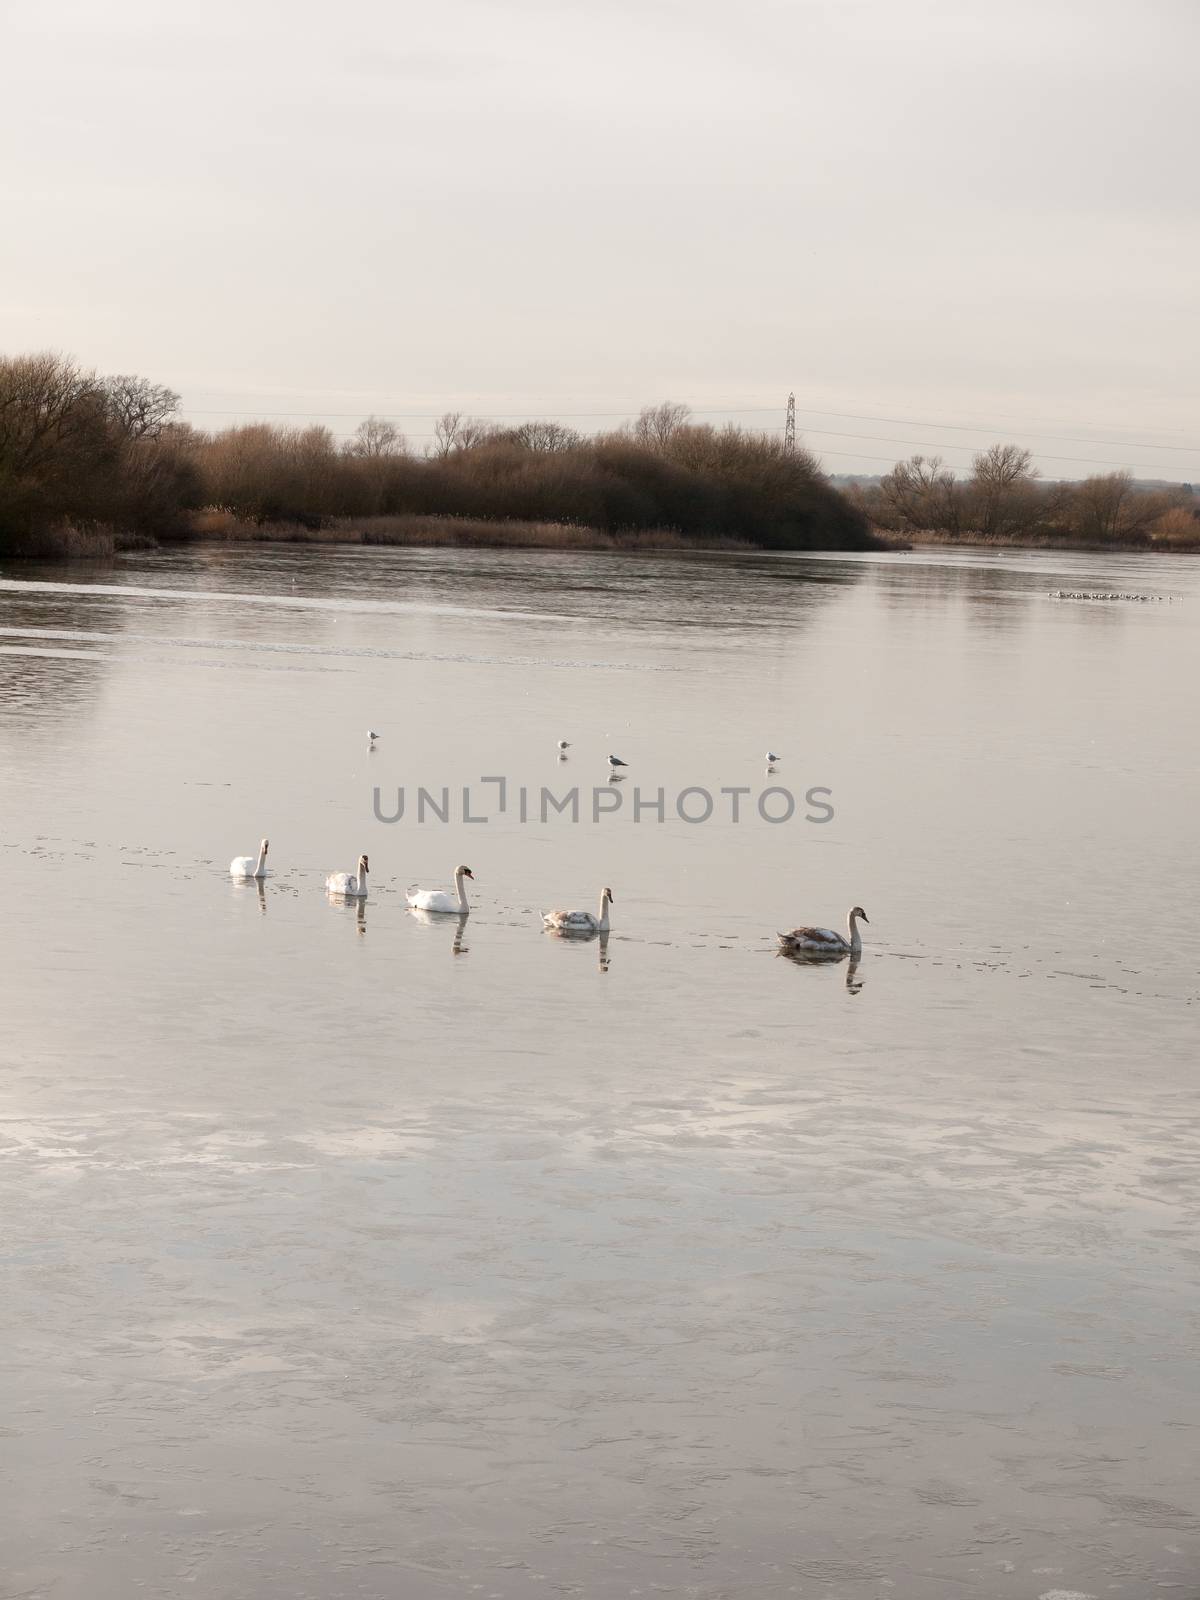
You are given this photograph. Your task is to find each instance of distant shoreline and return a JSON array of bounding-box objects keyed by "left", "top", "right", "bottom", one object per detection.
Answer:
[
  {"left": 184, "top": 510, "right": 760, "bottom": 554},
  {"left": 874, "top": 528, "right": 1200, "bottom": 555},
  {"left": 6, "top": 512, "right": 1199, "bottom": 564},
  {"left": 188, "top": 512, "right": 1200, "bottom": 558}
]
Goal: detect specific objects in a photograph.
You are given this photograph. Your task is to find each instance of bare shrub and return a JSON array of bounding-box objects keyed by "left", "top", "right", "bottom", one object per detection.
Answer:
[
  {"left": 346, "top": 415, "right": 406, "bottom": 458},
  {"left": 631, "top": 400, "right": 692, "bottom": 450},
  {"left": 1151, "top": 505, "right": 1200, "bottom": 545}
]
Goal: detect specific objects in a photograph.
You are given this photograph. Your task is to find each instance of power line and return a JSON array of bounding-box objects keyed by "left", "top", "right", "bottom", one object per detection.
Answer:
[
  {"left": 790, "top": 405, "right": 1200, "bottom": 456},
  {"left": 234, "top": 420, "right": 1199, "bottom": 476},
  {"left": 179, "top": 395, "right": 1200, "bottom": 454}
]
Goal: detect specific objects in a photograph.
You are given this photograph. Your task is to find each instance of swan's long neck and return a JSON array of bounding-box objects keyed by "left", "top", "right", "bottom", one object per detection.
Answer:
[
  {"left": 847, "top": 910, "right": 862, "bottom": 956},
  {"left": 597, "top": 892, "right": 611, "bottom": 931},
  {"left": 455, "top": 869, "right": 470, "bottom": 913},
  {"left": 358, "top": 860, "right": 369, "bottom": 895},
  {"left": 254, "top": 841, "right": 268, "bottom": 876}
]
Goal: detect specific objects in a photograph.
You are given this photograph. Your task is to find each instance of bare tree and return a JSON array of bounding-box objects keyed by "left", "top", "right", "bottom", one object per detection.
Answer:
[
  {"left": 496, "top": 420, "right": 583, "bottom": 453},
  {"left": 347, "top": 414, "right": 405, "bottom": 458},
  {"left": 877, "top": 454, "right": 963, "bottom": 532},
  {"left": 1067, "top": 472, "right": 1162, "bottom": 542},
  {"left": 972, "top": 443, "right": 1035, "bottom": 491},
  {"left": 969, "top": 443, "right": 1038, "bottom": 536},
  {"left": 0, "top": 353, "right": 189, "bottom": 546},
  {"left": 632, "top": 400, "right": 692, "bottom": 451},
  {"left": 101, "top": 375, "right": 181, "bottom": 440},
  {"left": 429, "top": 411, "right": 496, "bottom": 458},
  {"left": 0, "top": 352, "right": 111, "bottom": 479}
]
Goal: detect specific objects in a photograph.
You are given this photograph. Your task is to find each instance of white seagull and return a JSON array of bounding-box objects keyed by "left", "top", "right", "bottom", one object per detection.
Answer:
[
  {"left": 765, "top": 750, "right": 781, "bottom": 763},
  {"left": 367, "top": 729, "right": 380, "bottom": 744},
  {"left": 608, "top": 754, "right": 628, "bottom": 769},
  {"left": 557, "top": 739, "right": 571, "bottom": 752}
]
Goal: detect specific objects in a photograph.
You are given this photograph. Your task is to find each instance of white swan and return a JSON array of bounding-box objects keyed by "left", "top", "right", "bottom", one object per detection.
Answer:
[
  {"left": 408, "top": 864, "right": 473, "bottom": 914},
  {"left": 778, "top": 906, "right": 868, "bottom": 957},
  {"left": 326, "top": 853, "right": 369, "bottom": 898},
  {"left": 230, "top": 838, "right": 271, "bottom": 878},
  {"left": 543, "top": 887, "right": 613, "bottom": 935}
]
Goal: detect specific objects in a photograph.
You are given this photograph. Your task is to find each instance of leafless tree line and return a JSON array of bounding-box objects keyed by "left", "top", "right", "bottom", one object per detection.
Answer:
[
  {"left": 154, "top": 399, "right": 872, "bottom": 550},
  {"left": 4, "top": 354, "right": 1194, "bottom": 556},
  {"left": 1, "top": 364, "right": 870, "bottom": 553},
  {"left": 853, "top": 444, "right": 1197, "bottom": 544}
]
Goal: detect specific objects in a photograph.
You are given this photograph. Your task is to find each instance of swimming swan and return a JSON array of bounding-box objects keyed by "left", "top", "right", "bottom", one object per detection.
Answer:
[
  {"left": 326, "top": 854, "right": 369, "bottom": 898},
  {"left": 408, "top": 864, "right": 473, "bottom": 914},
  {"left": 543, "top": 887, "right": 613, "bottom": 935},
  {"left": 230, "top": 838, "right": 271, "bottom": 879},
  {"left": 778, "top": 906, "right": 868, "bottom": 957}
]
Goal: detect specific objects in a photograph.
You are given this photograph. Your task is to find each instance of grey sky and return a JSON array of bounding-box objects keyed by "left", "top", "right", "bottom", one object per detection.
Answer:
[{"left": 2, "top": 0, "right": 1196, "bottom": 478}]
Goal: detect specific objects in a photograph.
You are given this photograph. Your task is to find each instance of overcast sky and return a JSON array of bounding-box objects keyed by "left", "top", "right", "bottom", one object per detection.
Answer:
[{"left": 2, "top": 0, "right": 1196, "bottom": 478}]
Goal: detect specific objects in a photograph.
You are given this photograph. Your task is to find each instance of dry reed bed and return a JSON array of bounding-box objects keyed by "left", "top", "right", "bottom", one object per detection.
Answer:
[
  {"left": 188, "top": 510, "right": 753, "bottom": 553},
  {"left": 874, "top": 527, "right": 1200, "bottom": 553}
]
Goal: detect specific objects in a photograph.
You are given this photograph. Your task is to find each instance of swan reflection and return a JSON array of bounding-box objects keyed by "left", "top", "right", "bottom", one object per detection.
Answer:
[
  {"left": 542, "top": 925, "right": 612, "bottom": 974},
  {"left": 231, "top": 876, "right": 269, "bottom": 915},
  {"left": 409, "top": 907, "right": 470, "bottom": 954},
  {"left": 778, "top": 946, "right": 864, "bottom": 993},
  {"left": 326, "top": 889, "right": 368, "bottom": 934}
]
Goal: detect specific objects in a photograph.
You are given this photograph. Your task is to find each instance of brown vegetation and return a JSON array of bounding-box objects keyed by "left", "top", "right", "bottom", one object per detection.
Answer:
[
  {"left": 1, "top": 368, "right": 873, "bottom": 556},
  {"left": 854, "top": 448, "right": 1198, "bottom": 550},
  {"left": 182, "top": 402, "right": 871, "bottom": 552},
  {"left": 0, "top": 351, "right": 197, "bottom": 556},
  {"left": 189, "top": 510, "right": 750, "bottom": 551},
  {"left": 5, "top": 351, "right": 1195, "bottom": 559}
]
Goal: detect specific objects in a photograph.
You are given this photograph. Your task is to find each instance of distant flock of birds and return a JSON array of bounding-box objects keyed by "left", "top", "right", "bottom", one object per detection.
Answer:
[
  {"left": 1049, "top": 590, "right": 1168, "bottom": 603},
  {"left": 230, "top": 732, "right": 868, "bottom": 960}
]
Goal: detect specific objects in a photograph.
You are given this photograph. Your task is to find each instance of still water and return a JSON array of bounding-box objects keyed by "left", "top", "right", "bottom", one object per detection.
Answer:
[{"left": 1, "top": 542, "right": 1197, "bottom": 1599}]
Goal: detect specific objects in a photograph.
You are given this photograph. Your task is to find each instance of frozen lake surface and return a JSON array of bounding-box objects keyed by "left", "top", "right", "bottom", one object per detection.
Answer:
[{"left": 1, "top": 542, "right": 1198, "bottom": 1599}]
